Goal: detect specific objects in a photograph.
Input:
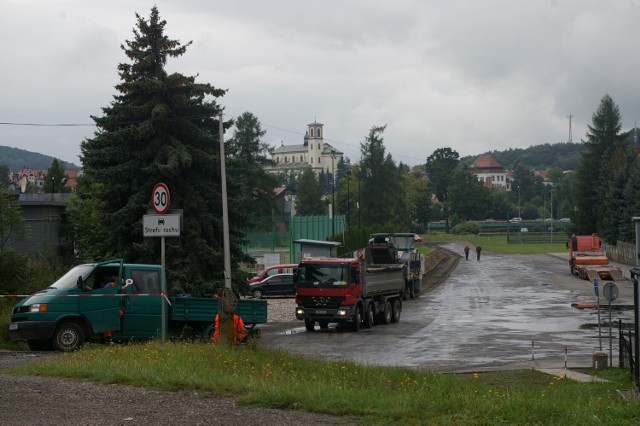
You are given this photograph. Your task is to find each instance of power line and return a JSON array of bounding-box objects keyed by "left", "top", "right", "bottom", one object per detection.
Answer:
[{"left": 0, "top": 117, "right": 427, "bottom": 164}]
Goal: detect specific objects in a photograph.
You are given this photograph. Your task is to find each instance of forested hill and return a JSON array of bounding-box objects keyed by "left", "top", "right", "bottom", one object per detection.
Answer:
[
  {"left": 0, "top": 145, "right": 80, "bottom": 170},
  {"left": 460, "top": 142, "right": 584, "bottom": 171}
]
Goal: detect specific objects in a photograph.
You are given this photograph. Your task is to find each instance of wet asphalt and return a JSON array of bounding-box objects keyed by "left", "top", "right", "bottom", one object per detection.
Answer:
[{"left": 262, "top": 243, "right": 637, "bottom": 372}]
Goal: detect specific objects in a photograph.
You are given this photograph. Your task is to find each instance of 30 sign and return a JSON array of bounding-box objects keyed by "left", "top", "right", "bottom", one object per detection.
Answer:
[{"left": 152, "top": 183, "right": 170, "bottom": 215}]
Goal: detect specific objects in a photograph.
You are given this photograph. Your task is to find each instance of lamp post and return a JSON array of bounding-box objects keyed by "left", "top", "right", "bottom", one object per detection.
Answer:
[
  {"left": 366, "top": 167, "right": 372, "bottom": 227},
  {"left": 517, "top": 185, "right": 521, "bottom": 219},
  {"left": 331, "top": 149, "right": 336, "bottom": 236},
  {"left": 357, "top": 168, "right": 361, "bottom": 228},
  {"left": 345, "top": 169, "right": 351, "bottom": 229}
]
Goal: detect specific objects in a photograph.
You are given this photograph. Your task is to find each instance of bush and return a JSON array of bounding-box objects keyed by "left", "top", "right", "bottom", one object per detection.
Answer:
[{"left": 450, "top": 221, "right": 481, "bottom": 235}]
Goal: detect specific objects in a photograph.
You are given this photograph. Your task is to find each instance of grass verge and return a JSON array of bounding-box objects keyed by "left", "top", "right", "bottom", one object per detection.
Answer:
[
  {"left": 421, "top": 233, "right": 568, "bottom": 255},
  {"left": 4, "top": 341, "right": 639, "bottom": 425}
]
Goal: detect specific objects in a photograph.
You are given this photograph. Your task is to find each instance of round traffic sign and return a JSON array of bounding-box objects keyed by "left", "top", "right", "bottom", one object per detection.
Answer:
[{"left": 152, "top": 183, "right": 170, "bottom": 214}]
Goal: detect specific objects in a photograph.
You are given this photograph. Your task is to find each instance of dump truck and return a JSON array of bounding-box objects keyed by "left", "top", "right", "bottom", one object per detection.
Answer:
[
  {"left": 569, "top": 234, "right": 623, "bottom": 281},
  {"left": 294, "top": 239, "right": 405, "bottom": 332},
  {"left": 370, "top": 233, "right": 425, "bottom": 299},
  {"left": 7, "top": 259, "right": 267, "bottom": 351}
]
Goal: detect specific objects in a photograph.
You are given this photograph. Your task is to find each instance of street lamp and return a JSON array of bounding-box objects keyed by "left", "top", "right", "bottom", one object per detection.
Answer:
[
  {"left": 366, "top": 167, "right": 372, "bottom": 227},
  {"left": 517, "top": 185, "right": 521, "bottom": 219},
  {"left": 345, "top": 169, "right": 351, "bottom": 229},
  {"left": 331, "top": 149, "right": 336, "bottom": 236}
]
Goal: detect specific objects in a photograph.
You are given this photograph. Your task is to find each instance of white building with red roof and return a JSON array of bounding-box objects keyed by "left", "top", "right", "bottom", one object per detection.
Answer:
[{"left": 470, "top": 154, "right": 509, "bottom": 190}]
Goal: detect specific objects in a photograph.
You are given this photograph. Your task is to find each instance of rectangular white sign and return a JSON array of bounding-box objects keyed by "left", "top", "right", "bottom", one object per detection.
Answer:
[{"left": 143, "top": 214, "right": 181, "bottom": 237}]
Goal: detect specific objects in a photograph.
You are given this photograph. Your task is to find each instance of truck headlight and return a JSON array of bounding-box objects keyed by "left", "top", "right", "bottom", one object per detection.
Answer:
[
  {"left": 295, "top": 307, "right": 305, "bottom": 320},
  {"left": 29, "top": 304, "right": 48, "bottom": 313},
  {"left": 337, "top": 308, "right": 349, "bottom": 316}
]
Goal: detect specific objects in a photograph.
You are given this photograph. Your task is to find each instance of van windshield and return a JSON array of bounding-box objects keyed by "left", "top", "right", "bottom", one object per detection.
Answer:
[
  {"left": 296, "top": 263, "right": 350, "bottom": 288},
  {"left": 50, "top": 265, "right": 95, "bottom": 290}
]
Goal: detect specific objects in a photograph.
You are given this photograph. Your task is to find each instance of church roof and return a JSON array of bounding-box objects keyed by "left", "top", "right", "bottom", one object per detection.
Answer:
[{"left": 273, "top": 144, "right": 306, "bottom": 154}]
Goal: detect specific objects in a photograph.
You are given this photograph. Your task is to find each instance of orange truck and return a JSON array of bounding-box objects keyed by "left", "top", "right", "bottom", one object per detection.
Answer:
[{"left": 569, "top": 234, "right": 623, "bottom": 281}]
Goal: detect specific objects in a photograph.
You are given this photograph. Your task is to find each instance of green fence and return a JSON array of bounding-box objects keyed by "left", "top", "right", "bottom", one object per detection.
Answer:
[{"left": 243, "top": 215, "right": 346, "bottom": 263}]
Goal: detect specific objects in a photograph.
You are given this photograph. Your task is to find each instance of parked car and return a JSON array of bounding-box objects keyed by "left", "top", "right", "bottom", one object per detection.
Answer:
[
  {"left": 247, "top": 264, "right": 297, "bottom": 284},
  {"left": 559, "top": 217, "right": 571, "bottom": 223},
  {"left": 249, "top": 273, "right": 295, "bottom": 298},
  {"left": 414, "top": 234, "right": 424, "bottom": 243},
  {"left": 509, "top": 217, "right": 522, "bottom": 223}
]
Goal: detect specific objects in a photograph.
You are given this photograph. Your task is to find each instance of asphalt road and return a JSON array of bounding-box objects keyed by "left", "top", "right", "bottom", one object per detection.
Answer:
[{"left": 260, "top": 243, "right": 637, "bottom": 372}]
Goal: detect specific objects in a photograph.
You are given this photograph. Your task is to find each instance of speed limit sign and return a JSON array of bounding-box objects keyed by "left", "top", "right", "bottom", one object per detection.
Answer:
[{"left": 152, "top": 183, "right": 170, "bottom": 214}]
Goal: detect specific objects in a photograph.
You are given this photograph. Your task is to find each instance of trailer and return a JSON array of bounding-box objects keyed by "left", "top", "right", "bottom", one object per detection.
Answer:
[{"left": 569, "top": 234, "right": 623, "bottom": 281}]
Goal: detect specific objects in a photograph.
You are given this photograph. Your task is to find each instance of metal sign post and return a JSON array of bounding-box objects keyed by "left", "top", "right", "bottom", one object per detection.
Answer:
[
  {"left": 594, "top": 277, "right": 602, "bottom": 351},
  {"left": 603, "top": 282, "right": 619, "bottom": 368}
]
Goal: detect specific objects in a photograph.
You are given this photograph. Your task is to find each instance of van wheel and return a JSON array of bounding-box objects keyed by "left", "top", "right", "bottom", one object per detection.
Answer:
[
  {"left": 53, "top": 322, "right": 85, "bottom": 352},
  {"left": 304, "top": 319, "right": 315, "bottom": 332},
  {"left": 391, "top": 299, "right": 402, "bottom": 323}
]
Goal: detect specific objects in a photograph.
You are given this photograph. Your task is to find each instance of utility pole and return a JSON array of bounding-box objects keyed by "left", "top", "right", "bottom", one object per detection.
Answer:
[{"left": 568, "top": 114, "right": 573, "bottom": 143}]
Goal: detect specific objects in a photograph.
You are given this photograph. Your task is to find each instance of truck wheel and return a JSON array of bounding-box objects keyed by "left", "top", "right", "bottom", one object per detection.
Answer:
[
  {"left": 304, "top": 319, "right": 315, "bottom": 332},
  {"left": 352, "top": 307, "right": 361, "bottom": 332},
  {"left": 382, "top": 301, "right": 392, "bottom": 325},
  {"left": 53, "top": 322, "right": 85, "bottom": 352},
  {"left": 27, "top": 339, "right": 53, "bottom": 351},
  {"left": 319, "top": 321, "right": 329, "bottom": 330},
  {"left": 363, "top": 303, "right": 375, "bottom": 329},
  {"left": 252, "top": 289, "right": 263, "bottom": 299},
  {"left": 391, "top": 299, "right": 401, "bottom": 323}
]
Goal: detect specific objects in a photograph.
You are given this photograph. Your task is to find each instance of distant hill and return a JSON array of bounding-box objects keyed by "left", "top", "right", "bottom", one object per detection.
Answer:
[
  {"left": 460, "top": 142, "right": 585, "bottom": 171},
  {"left": 0, "top": 145, "right": 80, "bottom": 171}
]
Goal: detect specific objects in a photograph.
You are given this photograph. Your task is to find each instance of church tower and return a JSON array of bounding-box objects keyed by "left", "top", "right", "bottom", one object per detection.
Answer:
[{"left": 307, "top": 122, "right": 324, "bottom": 167}]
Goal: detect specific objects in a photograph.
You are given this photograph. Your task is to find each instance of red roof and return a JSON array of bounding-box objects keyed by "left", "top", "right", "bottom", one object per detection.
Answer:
[{"left": 471, "top": 155, "right": 503, "bottom": 169}]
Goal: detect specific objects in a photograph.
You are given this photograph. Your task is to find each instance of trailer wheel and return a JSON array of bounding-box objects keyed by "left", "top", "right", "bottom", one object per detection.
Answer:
[
  {"left": 304, "top": 319, "right": 315, "bottom": 332},
  {"left": 391, "top": 299, "right": 401, "bottom": 323},
  {"left": 352, "top": 307, "right": 362, "bottom": 332},
  {"left": 53, "top": 322, "right": 85, "bottom": 352},
  {"left": 363, "top": 303, "right": 375, "bottom": 329}
]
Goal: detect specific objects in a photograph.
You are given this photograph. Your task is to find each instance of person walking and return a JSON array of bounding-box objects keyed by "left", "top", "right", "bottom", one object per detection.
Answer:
[
  {"left": 476, "top": 245, "right": 482, "bottom": 261},
  {"left": 464, "top": 246, "right": 470, "bottom": 260}
]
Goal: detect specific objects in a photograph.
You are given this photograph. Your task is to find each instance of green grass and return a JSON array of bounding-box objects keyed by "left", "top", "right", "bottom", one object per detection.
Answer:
[
  {"left": 4, "top": 341, "right": 639, "bottom": 425},
  {"left": 420, "top": 233, "right": 568, "bottom": 255}
]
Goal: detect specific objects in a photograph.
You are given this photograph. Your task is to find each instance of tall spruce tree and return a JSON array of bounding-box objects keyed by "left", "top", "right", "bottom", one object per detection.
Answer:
[
  {"left": 425, "top": 147, "right": 459, "bottom": 231},
  {"left": 226, "top": 112, "right": 276, "bottom": 219},
  {"left": 295, "top": 167, "right": 325, "bottom": 215},
  {"left": 359, "top": 125, "right": 408, "bottom": 229},
  {"left": 79, "top": 7, "right": 237, "bottom": 295},
  {"left": 574, "top": 94, "right": 624, "bottom": 234}
]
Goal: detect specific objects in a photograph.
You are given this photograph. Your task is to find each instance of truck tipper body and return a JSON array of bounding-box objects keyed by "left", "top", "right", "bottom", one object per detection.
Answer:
[
  {"left": 294, "top": 240, "right": 405, "bottom": 332},
  {"left": 569, "top": 234, "right": 623, "bottom": 281},
  {"left": 7, "top": 259, "right": 267, "bottom": 351}
]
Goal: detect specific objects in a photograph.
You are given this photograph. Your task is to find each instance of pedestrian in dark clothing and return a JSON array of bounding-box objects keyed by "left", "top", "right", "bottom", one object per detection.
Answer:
[
  {"left": 464, "top": 246, "right": 470, "bottom": 260},
  {"left": 476, "top": 246, "right": 482, "bottom": 261}
]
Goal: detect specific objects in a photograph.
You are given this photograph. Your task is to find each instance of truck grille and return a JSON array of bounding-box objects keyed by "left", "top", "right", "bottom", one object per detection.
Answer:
[{"left": 299, "top": 296, "right": 344, "bottom": 309}]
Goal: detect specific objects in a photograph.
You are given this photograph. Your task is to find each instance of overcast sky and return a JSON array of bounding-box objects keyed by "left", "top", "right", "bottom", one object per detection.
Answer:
[{"left": 2, "top": 0, "right": 640, "bottom": 168}]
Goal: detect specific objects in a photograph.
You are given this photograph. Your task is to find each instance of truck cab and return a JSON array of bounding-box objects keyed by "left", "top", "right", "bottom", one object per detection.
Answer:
[{"left": 8, "top": 260, "right": 167, "bottom": 351}]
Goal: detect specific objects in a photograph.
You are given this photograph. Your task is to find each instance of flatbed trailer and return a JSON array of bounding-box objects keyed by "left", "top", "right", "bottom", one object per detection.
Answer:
[{"left": 569, "top": 234, "right": 623, "bottom": 281}]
